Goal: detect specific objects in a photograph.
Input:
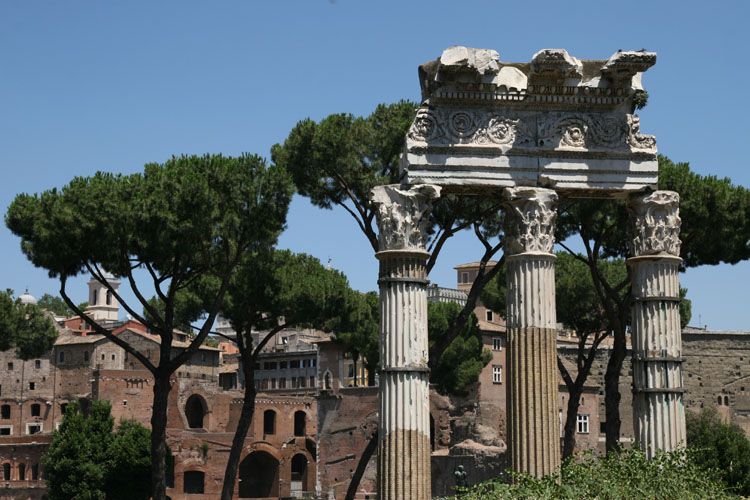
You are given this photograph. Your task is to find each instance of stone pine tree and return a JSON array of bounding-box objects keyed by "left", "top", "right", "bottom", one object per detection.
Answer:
[
  {"left": 5, "top": 155, "right": 293, "bottom": 500},
  {"left": 218, "top": 250, "right": 350, "bottom": 500},
  {"left": 271, "top": 101, "right": 505, "bottom": 368},
  {"left": 553, "top": 154, "right": 750, "bottom": 453},
  {"left": 43, "top": 400, "right": 151, "bottom": 500},
  {"left": 0, "top": 290, "right": 58, "bottom": 359},
  {"left": 36, "top": 293, "right": 74, "bottom": 317}
]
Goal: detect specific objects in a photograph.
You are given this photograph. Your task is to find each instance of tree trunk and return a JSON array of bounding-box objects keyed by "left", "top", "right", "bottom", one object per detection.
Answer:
[
  {"left": 604, "top": 327, "right": 627, "bottom": 453},
  {"left": 150, "top": 373, "right": 171, "bottom": 500},
  {"left": 562, "top": 385, "right": 583, "bottom": 461},
  {"left": 221, "top": 374, "right": 256, "bottom": 500}
]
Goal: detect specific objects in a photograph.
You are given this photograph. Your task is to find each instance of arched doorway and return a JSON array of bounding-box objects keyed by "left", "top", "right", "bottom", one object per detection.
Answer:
[
  {"left": 238, "top": 451, "right": 279, "bottom": 498},
  {"left": 294, "top": 410, "right": 306, "bottom": 437},
  {"left": 290, "top": 454, "right": 309, "bottom": 495},
  {"left": 185, "top": 395, "right": 207, "bottom": 429}
]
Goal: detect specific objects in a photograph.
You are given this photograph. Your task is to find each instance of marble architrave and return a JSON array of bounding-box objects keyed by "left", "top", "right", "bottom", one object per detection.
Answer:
[
  {"left": 402, "top": 47, "right": 658, "bottom": 197},
  {"left": 370, "top": 184, "right": 441, "bottom": 500},
  {"left": 627, "top": 190, "right": 686, "bottom": 457}
]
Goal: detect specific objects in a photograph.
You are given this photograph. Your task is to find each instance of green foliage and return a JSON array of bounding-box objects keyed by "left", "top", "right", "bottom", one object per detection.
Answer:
[
  {"left": 451, "top": 449, "right": 734, "bottom": 499},
  {"left": 43, "top": 400, "right": 151, "bottom": 500},
  {"left": 0, "top": 290, "right": 58, "bottom": 359},
  {"left": 428, "top": 302, "right": 492, "bottom": 396},
  {"left": 632, "top": 89, "right": 649, "bottom": 110},
  {"left": 686, "top": 408, "right": 750, "bottom": 495},
  {"left": 37, "top": 293, "right": 73, "bottom": 316},
  {"left": 336, "top": 290, "right": 379, "bottom": 379}
]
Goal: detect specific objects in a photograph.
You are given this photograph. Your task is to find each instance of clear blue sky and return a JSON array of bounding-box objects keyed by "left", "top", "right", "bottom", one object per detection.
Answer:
[{"left": 1, "top": 1, "right": 748, "bottom": 330}]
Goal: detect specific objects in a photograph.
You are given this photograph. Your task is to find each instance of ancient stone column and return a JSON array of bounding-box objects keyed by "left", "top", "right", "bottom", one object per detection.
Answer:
[
  {"left": 628, "top": 190, "right": 686, "bottom": 458},
  {"left": 503, "top": 187, "right": 560, "bottom": 478},
  {"left": 371, "top": 183, "right": 441, "bottom": 500}
]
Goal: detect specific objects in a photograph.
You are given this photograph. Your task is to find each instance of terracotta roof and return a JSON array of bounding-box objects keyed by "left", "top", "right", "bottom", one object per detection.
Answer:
[
  {"left": 454, "top": 261, "right": 499, "bottom": 270},
  {"left": 478, "top": 319, "right": 505, "bottom": 332}
]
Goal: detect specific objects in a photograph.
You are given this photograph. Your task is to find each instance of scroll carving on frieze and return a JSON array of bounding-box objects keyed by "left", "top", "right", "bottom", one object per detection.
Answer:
[
  {"left": 503, "top": 188, "right": 558, "bottom": 255},
  {"left": 370, "top": 184, "right": 441, "bottom": 252},
  {"left": 407, "top": 107, "right": 655, "bottom": 153},
  {"left": 628, "top": 190, "right": 681, "bottom": 257}
]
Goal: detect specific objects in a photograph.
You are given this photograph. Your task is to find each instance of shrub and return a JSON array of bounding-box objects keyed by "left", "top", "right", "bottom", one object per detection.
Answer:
[{"left": 450, "top": 448, "right": 734, "bottom": 499}]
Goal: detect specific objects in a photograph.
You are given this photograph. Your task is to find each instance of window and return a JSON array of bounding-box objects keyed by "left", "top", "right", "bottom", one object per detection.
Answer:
[
  {"left": 29, "top": 382, "right": 35, "bottom": 391},
  {"left": 347, "top": 364, "right": 355, "bottom": 378},
  {"left": 84, "top": 351, "right": 89, "bottom": 362},
  {"left": 461, "top": 271, "right": 469, "bottom": 284},
  {"left": 576, "top": 414, "right": 590, "bottom": 434},
  {"left": 18, "top": 463, "right": 25, "bottom": 481},
  {"left": 183, "top": 471, "right": 205, "bottom": 494},
  {"left": 282, "top": 336, "right": 288, "bottom": 344},
  {"left": 27, "top": 423, "right": 42, "bottom": 435},
  {"left": 2, "top": 463, "right": 9, "bottom": 481},
  {"left": 101, "top": 354, "right": 105, "bottom": 361},
  {"left": 34, "top": 360, "right": 41, "bottom": 369},
  {"left": 299, "top": 377, "right": 306, "bottom": 388},
  {"left": 58, "top": 351, "right": 65, "bottom": 363},
  {"left": 279, "top": 378, "right": 286, "bottom": 389},
  {"left": 492, "top": 365, "right": 502, "bottom": 384},
  {"left": 31, "top": 404, "right": 40, "bottom": 417},
  {"left": 106, "top": 290, "right": 112, "bottom": 306},
  {"left": 31, "top": 464, "right": 39, "bottom": 480},
  {"left": 290, "top": 360, "right": 300, "bottom": 369},
  {"left": 1, "top": 405, "right": 10, "bottom": 419},
  {"left": 310, "top": 376, "right": 316, "bottom": 388},
  {"left": 486, "top": 310, "right": 494, "bottom": 322},
  {"left": 271, "top": 378, "right": 277, "bottom": 389},
  {"left": 311, "top": 358, "right": 317, "bottom": 367},
  {"left": 279, "top": 361, "right": 288, "bottom": 369},
  {"left": 294, "top": 411, "right": 306, "bottom": 437},
  {"left": 492, "top": 337, "right": 502, "bottom": 351},
  {"left": 7, "top": 362, "right": 13, "bottom": 371},
  {"left": 0, "top": 426, "right": 11, "bottom": 436},
  {"left": 91, "top": 290, "right": 97, "bottom": 305},
  {"left": 111, "top": 354, "right": 115, "bottom": 361},
  {"left": 60, "top": 403, "right": 68, "bottom": 416},
  {"left": 185, "top": 395, "right": 206, "bottom": 429},
  {"left": 263, "top": 410, "right": 276, "bottom": 435}
]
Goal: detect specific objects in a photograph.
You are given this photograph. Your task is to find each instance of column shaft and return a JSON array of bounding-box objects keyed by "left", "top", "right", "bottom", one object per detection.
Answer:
[
  {"left": 503, "top": 187, "right": 560, "bottom": 478},
  {"left": 628, "top": 190, "right": 685, "bottom": 457},
  {"left": 371, "top": 184, "right": 440, "bottom": 500}
]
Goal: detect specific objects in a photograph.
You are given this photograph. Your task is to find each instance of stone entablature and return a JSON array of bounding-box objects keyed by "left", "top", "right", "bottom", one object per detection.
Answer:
[{"left": 402, "top": 46, "right": 658, "bottom": 195}]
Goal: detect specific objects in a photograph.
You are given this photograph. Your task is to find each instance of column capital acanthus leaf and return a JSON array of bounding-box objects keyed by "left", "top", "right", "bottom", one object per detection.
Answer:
[
  {"left": 370, "top": 184, "right": 441, "bottom": 252},
  {"left": 503, "top": 187, "right": 558, "bottom": 255},
  {"left": 628, "top": 190, "right": 681, "bottom": 257}
]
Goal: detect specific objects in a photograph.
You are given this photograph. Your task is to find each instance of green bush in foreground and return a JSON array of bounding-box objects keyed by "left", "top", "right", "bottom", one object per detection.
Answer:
[{"left": 451, "top": 448, "right": 734, "bottom": 499}]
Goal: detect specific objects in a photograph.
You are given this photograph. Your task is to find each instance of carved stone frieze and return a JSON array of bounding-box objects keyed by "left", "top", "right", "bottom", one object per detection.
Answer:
[
  {"left": 503, "top": 188, "right": 558, "bottom": 255},
  {"left": 628, "top": 190, "right": 681, "bottom": 257},
  {"left": 370, "top": 184, "right": 441, "bottom": 252},
  {"left": 407, "top": 107, "right": 655, "bottom": 153}
]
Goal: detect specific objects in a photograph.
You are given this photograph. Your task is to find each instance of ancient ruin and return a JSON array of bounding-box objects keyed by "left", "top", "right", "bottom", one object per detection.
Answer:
[{"left": 372, "top": 46, "right": 684, "bottom": 495}]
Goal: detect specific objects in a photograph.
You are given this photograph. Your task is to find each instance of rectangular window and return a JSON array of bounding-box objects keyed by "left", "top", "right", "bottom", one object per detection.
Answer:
[
  {"left": 486, "top": 310, "right": 494, "bottom": 322},
  {"left": 58, "top": 351, "right": 64, "bottom": 363},
  {"left": 279, "top": 361, "right": 288, "bottom": 369},
  {"left": 311, "top": 358, "right": 317, "bottom": 367},
  {"left": 492, "top": 365, "right": 502, "bottom": 384},
  {"left": 577, "top": 414, "right": 590, "bottom": 434},
  {"left": 27, "top": 423, "right": 42, "bottom": 435},
  {"left": 34, "top": 360, "right": 41, "bottom": 369},
  {"left": 7, "top": 362, "right": 13, "bottom": 371},
  {"left": 1, "top": 405, "right": 10, "bottom": 419},
  {"left": 492, "top": 338, "right": 503, "bottom": 351},
  {"left": 279, "top": 378, "right": 286, "bottom": 389},
  {"left": 310, "top": 376, "right": 316, "bottom": 388},
  {"left": 291, "top": 377, "right": 299, "bottom": 388},
  {"left": 299, "top": 377, "right": 306, "bottom": 388},
  {"left": 290, "top": 360, "right": 300, "bottom": 369},
  {"left": 29, "top": 382, "right": 35, "bottom": 390},
  {"left": 271, "top": 378, "right": 277, "bottom": 389},
  {"left": 0, "top": 426, "right": 11, "bottom": 435}
]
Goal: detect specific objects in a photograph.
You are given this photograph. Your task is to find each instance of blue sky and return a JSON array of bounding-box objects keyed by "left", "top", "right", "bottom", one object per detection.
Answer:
[{"left": 1, "top": 1, "right": 748, "bottom": 330}]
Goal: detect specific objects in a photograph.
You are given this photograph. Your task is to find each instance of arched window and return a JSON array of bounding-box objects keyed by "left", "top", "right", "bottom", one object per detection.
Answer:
[
  {"left": 2, "top": 463, "right": 10, "bottom": 481},
  {"left": 294, "top": 411, "right": 306, "bottom": 437},
  {"left": 91, "top": 290, "right": 97, "bottom": 305},
  {"left": 106, "top": 290, "right": 112, "bottom": 306},
  {"left": 718, "top": 395, "right": 723, "bottom": 405},
  {"left": 263, "top": 409, "right": 276, "bottom": 435},
  {"left": 725, "top": 395, "right": 730, "bottom": 406},
  {"left": 324, "top": 371, "right": 332, "bottom": 390},
  {"left": 183, "top": 471, "right": 205, "bottom": 494},
  {"left": 239, "top": 451, "right": 279, "bottom": 498},
  {"left": 18, "top": 463, "right": 25, "bottom": 481},
  {"left": 1, "top": 405, "right": 10, "bottom": 419},
  {"left": 185, "top": 395, "right": 207, "bottom": 429},
  {"left": 31, "top": 404, "right": 40, "bottom": 417}
]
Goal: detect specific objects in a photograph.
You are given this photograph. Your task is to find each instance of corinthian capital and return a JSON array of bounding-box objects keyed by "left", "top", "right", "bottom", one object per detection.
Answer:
[
  {"left": 628, "top": 190, "right": 681, "bottom": 257},
  {"left": 503, "top": 187, "right": 558, "bottom": 255},
  {"left": 370, "top": 184, "right": 441, "bottom": 252}
]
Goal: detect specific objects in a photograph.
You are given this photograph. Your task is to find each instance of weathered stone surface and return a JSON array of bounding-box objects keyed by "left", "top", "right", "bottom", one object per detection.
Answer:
[
  {"left": 370, "top": 184, "right": 441, "bottom": 252},
  {"left": 404, "top": 46, "right": 658, "bottom": 196}
]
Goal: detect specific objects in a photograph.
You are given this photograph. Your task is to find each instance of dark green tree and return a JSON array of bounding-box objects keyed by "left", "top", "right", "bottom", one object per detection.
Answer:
[
  {"left": 687, "top": 408, "right": 750, "bottom": 495},
  {"left": 272, "top": 102, "right": 505, "bottom": 368},
  {"left": 0, "top": 290, "right": 58, "bottom": 359},
  {"left": 428, "top": 301, "right": 492, "bottom": 396},
  {"left": 218, "top": 250, "right": 351, "bottom": 500},
  {"left": 336, "top": 290, "right": 379, "bottom": 386},
  {"left": 37, "top": 293, "right": 73, "bottom": 317},
  {"left": 43, "top": 400, "right": 151, "bottom": 500},
  {"left": 6, "top": 154, "right": 293, "bottom": 499}
]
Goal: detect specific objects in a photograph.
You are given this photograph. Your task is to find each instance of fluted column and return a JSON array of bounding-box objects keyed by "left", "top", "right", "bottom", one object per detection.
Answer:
[
  {"left": 371, "top": 184, "right": 441, "bottom": 500},
  {"left": 503, "top": 187, "right": 560, "bottom": 478},
  {"left": 628, "top": 190, "right": 686, "bottom": 458}
]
